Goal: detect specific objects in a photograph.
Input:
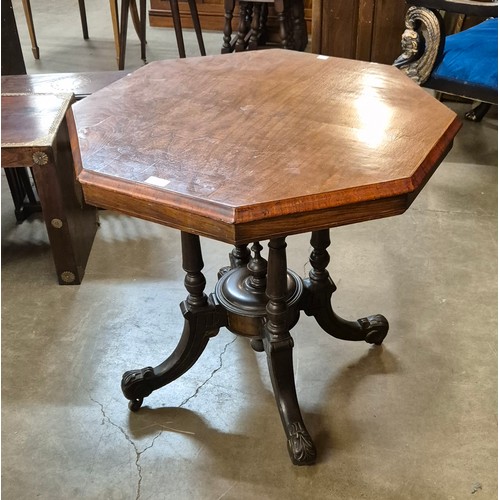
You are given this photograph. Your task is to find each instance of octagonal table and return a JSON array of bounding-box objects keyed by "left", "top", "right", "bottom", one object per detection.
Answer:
[{"left": 67, "top": 50, "right": 461, "bottom": 465}]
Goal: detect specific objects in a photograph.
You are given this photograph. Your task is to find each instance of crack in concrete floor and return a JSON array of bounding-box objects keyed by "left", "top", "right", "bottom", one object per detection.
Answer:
[{"left": 89, "top": 336, "right": 237, "bottom": 499}]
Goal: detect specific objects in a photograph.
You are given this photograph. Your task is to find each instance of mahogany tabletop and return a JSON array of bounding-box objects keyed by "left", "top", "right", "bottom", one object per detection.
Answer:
[{"left": 67, "top": 50, "right": 461, "bottom": 245}]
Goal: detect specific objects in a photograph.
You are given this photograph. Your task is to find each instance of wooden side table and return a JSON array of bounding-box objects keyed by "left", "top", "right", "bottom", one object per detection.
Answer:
[
  {"left": 68, "top": 50, "right": 461, "bottom": 464},
  {"left": 2, "top": 93, "right": 98, "bottom": 284}
]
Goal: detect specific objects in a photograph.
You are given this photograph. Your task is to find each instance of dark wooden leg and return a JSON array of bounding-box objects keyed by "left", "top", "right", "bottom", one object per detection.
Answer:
[
  {"left": 217, "top": 244, "right": 250, "bottom": 284},
  {"left": 465, "top": 102, "right": 491, "bottom": 122},
  {"left": 121, "top": 232, "right": 227, "bottom": 411},
  {"left": 248, "top": 2, "right": 261, "bottom": 50},
  {"left": 129, "top": 0, "right": 141, "bottom": 39},
  {"left": 130, "top": 0, "right": 148, "bottom": 62},
  {"left": 230, "top": 244, "right": 250, "bottom": 268},
  {"left": 186, "top": 0, "right": 206, "bottom": 56},
  {"left": 273, "top": 0, "right": 288, "bottom": 49},
  {"left": 78, "top": 0, "right": 89, "bottom": 39},
  {"left": 4, "top": 167, "right": 41, "bottom": 223},
  {"left": 301, "top": 229, "right": 389, "bottom": 345},
  {"left": 290, "top": 0, "right": 307, "bottom": 50},
  {"left": 221, "top": 0, "right": 234, "bottom": 53},
  {"left": 139, "top": 0, "right": 147, "bottom": 61},
  {"left": 168, "top": 0, "right": 186, "bottom": 58},
  {"left": 263, "top": 237, "right": 316, "bottom": 465},
  {"left": 118, "top": 0, "right": 129, "bottom": 70},
  {"left": 30, "top": 119, "right": 98, "bottom": 285},
  {"left": 235, "top": 1, "right": 249, "bottom": 52},
  {"left": 258, "top": 4, "right": 268, "bottom": 46}
]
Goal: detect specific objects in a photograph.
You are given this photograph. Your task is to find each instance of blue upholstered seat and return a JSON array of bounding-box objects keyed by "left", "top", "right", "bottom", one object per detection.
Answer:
[{"left": 432, "top": 18, "right": 498, "bottom": 92}]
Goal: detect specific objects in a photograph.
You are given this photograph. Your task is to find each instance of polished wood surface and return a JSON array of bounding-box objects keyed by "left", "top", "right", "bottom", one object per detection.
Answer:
[
  {"left": 2, "top": 93, "right": 72, "bottom": 156},
  {"left": 2, "top": 93, "right": 98, "bottom": 284},
  {"left": 68, "top": 50, "right": 461, "bottom": 245},
  {"left": 1, "top": 71, "right": 127, "bottom": 100},
  {"left": 1, "top": 71, "right": 126, "bottom": 222}
]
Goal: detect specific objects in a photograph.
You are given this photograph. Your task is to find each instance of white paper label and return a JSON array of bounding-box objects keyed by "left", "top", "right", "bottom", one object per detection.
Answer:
[{"left": 145, "top": 176, "right": 170, "bottom": 187}]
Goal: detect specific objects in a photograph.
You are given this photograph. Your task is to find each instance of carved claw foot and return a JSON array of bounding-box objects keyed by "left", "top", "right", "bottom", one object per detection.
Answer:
[
  {"left": 121, "top": 366, "right": 156, "bottom": 411},
  {"left": 465, "top": 102, "right": 491, "bottom": 122},
  {"left": 359, "top": 314, "right": 389, "bottom": 345},
  {"left": 287, "top": 422, "right": 317, "bottom": 465}
]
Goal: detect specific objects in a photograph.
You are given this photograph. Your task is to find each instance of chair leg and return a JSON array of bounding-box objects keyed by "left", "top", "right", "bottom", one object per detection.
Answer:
[
  {"left": 119, "top": 0, "right": 130, "bottom": 70},
  {"left": 139, "top": 0, "right": 147, "bottom": 61},
  {"left": 289, "top": 0, "right": 307, "bottom": 50},
  {"left": 110, "top": 0, "right": 121, "bottom": 68},
  {"left": 248, "top": 2, "right": 261, "bottom": 50},
  {"left": 130, "top": 0, "right": 146, "bottom": 44},
  {"left": 78, "top": 0, "right": 89, "bottom": 39},
  {"left": 274, "top": 0, "right": 288, "bottom": 49},
  {"left": 4, "top": 168, "right": 41, "bottom": 223},
  {"left": 169, "top": 0, "right": 186, "bottom": 58},
  {"left": 235, "top": 1, "right": 250, "bottom": 52},
  {"left": 259, "top": 4, "right": 269, "bottom": 46},
  {"left": 222, "top": 0, "right": 235, "bottom": 53},
  {"left": 21, "top": 0, "right": 39, "bottom": 59},
  {"left": 186, "top": 0, "right": 206, "bottom": 56}
]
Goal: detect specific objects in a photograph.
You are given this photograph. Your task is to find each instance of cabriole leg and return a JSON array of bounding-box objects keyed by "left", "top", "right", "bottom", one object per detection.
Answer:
[
  {"left": 263, "top": 237, "right": 316, "bottom": 465},
  {"left": 121, "top": 232, "right": 227, "bottom": 411},
  {"left": 301, "top": 229, "right": 389, "bottom": 345}
]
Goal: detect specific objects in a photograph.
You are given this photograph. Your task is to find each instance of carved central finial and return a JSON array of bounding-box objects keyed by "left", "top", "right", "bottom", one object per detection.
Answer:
[{"left": 247, "top": 241, "right": 267, "bottom": 291}]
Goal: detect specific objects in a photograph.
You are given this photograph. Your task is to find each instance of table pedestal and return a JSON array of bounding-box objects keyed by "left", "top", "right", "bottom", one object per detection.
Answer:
[{"left": 121, "top": 229, "right": 389, "bottom": 465}]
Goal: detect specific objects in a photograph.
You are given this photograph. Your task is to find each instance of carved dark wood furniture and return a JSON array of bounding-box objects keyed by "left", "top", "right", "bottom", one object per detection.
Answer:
[
  {"left": 394, "top": 0, "right": 498, "bottom": 122},
  {"left": 221, "top": 0, "right": 307, "bottom": 52},
  {"left": 67, "top": 50, "right": 461, "bottom": 464},
  {"left": 1, "top": 93, "right": 99, "bottom": 284}
]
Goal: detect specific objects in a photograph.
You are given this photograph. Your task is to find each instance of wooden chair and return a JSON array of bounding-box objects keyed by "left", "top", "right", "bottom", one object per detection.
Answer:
[
  {"left": 20, "top": 0, "right": 144, "bottom": 68},
  {"left": 117, "top": 0, "right": 206, "bottom": 70},
  {"left": 110, "top": 0, "right": 145, "bottom": 69},
  {"left": 21, "top": 0, "right": 88, "bottom": 59},
  {"left": 221, "top": 0, "right": 307, "bottom": 53},
  {"left": 394, "top": 0, "right": 498, "bottom": 122},
  {"left": 20, "top": 1, "right": 205, "bottom": 71}
]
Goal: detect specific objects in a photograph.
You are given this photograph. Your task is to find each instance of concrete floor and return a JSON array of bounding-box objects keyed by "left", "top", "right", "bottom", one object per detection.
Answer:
[{"left": 2, "top": 1, "right": 498, "bottom": 499}]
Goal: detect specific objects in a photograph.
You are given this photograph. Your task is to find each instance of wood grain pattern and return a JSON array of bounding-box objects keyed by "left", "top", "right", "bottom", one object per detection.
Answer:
[
  {"left": 311, "top": 0, "right": 407, "bottom": 64},
  {"left": 370, "top": 0, "right": 407, "bottom": 63},
  {"left": 1, "top": 93, "right": 73, "bottom": 152},
  {"left": 1, "top": 71, "right": 127, "bottom": 99},
  {"left": 68, "top": 50, "right": 461, "bottom": 244},
  {"left": 356, "top": 0, "right": 376, "bottom": 61}
]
